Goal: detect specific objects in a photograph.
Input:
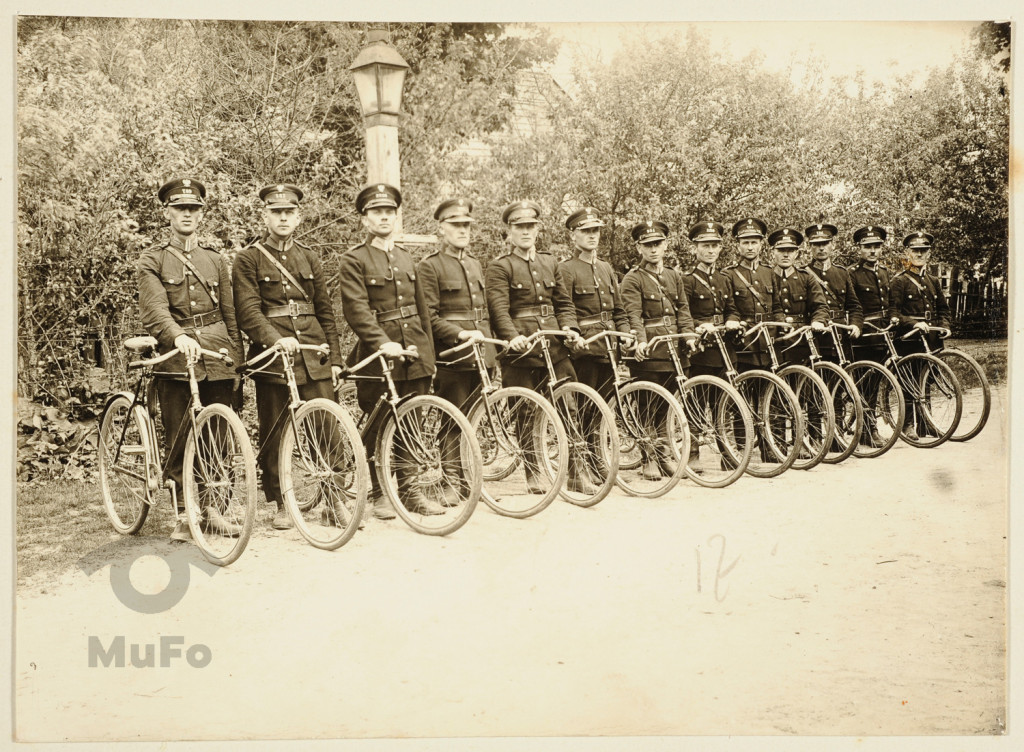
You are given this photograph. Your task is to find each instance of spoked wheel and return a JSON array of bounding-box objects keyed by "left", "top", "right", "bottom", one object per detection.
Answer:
[
  {"left": 935, "top": 348, "right": 991, "bottom": 441},
  {"left": 550, "top": 382, "right": 619, "bottom": 507},
  {"left": 280, "top": 399, "right": 369, "bottom": 551},
  {"left": 894, "top": 354, "right": 962, "bottom": 448},
  {"left": 846, "top": 360, "right": 905, "bottom": 458},
  {"left": 779, "top": 365, "right": 836, "bottom": 471},
  {"left": 732, "top": 370, "right": 803, "bottom": 478},
  {"left": 609, "top": 380, "right": 689, "bottom": 498},
  {"left": 814, "top": 362, "right": 864, "bottom": 465},
  {"left": 468, "top": 387, "right": 568, "bottom": 518},
  {"left": 182, "top": 403, "right": 257, "bottom": 566},
  {"left": 378, "top": 395, "right": 482, "bottom": 536},
  {"left": 98, "top": 392, "right": 155, "bottom": 535},
  {"left": 676, "top": 375, "right": 753, "bottom": 488}
]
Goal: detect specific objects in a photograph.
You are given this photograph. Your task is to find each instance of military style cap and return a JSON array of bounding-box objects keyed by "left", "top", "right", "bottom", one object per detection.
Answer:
[
  {"left": 853, "top": 225, "right": 888, "bottom": 245},
  {"left": 688, "top": 220, "right": 725, "bottom": 243},
  {"left": 565, "top": 207, "right": 605, "bottom": 231},
  {"left": 158, "top": 178, "right": 206, "bottom": 207},
  {"left": 631, "top": 220, "right": 669, "bottom": 244},
  {"left": 434, "top": 198, "right": 474, "bottom": 222},
  {"left": 768, "top": 228, "right": 804, "bottom": 250},
  {"left": 805, "top": 223, "right": 839, "bottom": 244},
  {"left": 732, "top": 218, "right": 768, "bottom": 239},
  {"left": 501, "top": 200, "right": 543, "bottom": 225},
  {"left": 903, "top": 231, "right": 934, "bottom": 250},
  {"left": 259, "top": 183, "right": 304, "bottom": 208},
  {"left": 356, "top": 183, "right": 402, "bottom": 213}
]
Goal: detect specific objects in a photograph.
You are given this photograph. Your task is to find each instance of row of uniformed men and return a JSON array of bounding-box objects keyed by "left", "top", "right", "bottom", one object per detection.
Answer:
[{"left": 139, "top": 178, "right": 950, "bottom": 535}]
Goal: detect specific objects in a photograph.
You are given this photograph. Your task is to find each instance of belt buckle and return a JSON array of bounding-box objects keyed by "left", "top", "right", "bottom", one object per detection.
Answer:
[
  {"left": 713, "top": 315, "right": 723, "bottom": 325},
  {"left": 925, "top": 312, "right": 932, "bottom": 321},
  {"left": 288, "top": 301, "right": 301, "bottom": 317},
  {"left": 401, "top": 304, "right": 413, "bottom": 318},
  {"left": 540, "top": 304, "right": 553, "bottom": 317}
]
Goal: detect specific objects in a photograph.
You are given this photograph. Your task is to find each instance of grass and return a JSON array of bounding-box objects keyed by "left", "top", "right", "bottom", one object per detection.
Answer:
[{"left": 947, "top": 338, "right": 1007, "bottom": 383}]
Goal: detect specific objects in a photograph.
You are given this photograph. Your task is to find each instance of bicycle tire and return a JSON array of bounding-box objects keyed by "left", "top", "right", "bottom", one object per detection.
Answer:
[
  {"left": 779, "top": 365, "right": 835, "bottom": 471},
  {"left": 98, "top": 392, "right": 154, "bottom": 535},
  {"left": 733, "top": 370, "right": 803, "bottom": 478},
  {"left": 377, "top": 395, "right": 482, "bottom": 536},
  {"left": 894, "top": 353, "right": 962, "bottom": 448},
  {"left": 182, "top": 403, "right": 257, "bottom": 566},
  {"left": 935, "top": 348, "right": 991, "bottom": 441},
  {"left": 813, "top": 361, "right": 864, "bottom": 465},
  {"left": 846, "top": 360, "right": 905, "bottom": 458},
  {"left": 676, "top": 375, "right": 753, "bottom": 488},
  {"left": 468, "top": 386, "right": 568, "bottom": 518},
  {"left": 551, "top": 381, "right": 620, "bottom": 507},
  {"left": 279, "top": 399, "right": 369, "bottom": 551},
  {"left": 609, "top": 380, "right": 689, "bottom": 498}
]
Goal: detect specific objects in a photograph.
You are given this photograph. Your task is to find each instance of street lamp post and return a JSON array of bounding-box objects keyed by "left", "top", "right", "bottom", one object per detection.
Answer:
[{"left": 349, "top": 29, "right": 410, "bottom": 238}]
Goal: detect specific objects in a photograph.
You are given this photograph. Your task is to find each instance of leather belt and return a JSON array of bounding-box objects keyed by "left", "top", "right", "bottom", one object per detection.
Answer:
[
  {"left": 578, "top": 311, "right": 613, "bottom": 326},
  {"left": 906, "top": 313, "right": 933, "bottom": 322},
  {"left": 643, "top": 315, "right": 674, "bottom": 327},
  {"left": 175, "top": 310, "right": 223, "bottom": 328},
  {"left": 511, "top": 304, "right": 554, "bottom": 318},
  {"left": 863, "top": 314, "right": 886, "bottom": 322},
  {"left": 695, "top": 315, "right": 723, "bottom": 325},
  {"left": 264, "top": 302, "right": 315, "bottom": 318},
  {"left": 747, "top": 313, "right": 767, "bottom": 323},
  {"left": 440, "top": 307, "right": 488, "bottom": 322},
  {"left": 376, "top": 304, "right": 420, "bottom": 322}
]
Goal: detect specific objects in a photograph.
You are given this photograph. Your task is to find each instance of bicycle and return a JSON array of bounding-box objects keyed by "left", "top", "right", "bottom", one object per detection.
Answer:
[
  {"left": 912, "top": 330, "right": 991, "bottom": 442},
  {"left": 437, "top": 335, "right": 569, "bottom": 518},
  {"left": 242, "top": 343, "right": 369, "bottom": 551},
  {"left": 339, "top": 344, "right": 483, "bottom": 535},
  {"left": 643, "top": 330, "right": 754, "bottom": 488},
  {"left": 98, "top": 336, "right": 257, "bottom": 566}
]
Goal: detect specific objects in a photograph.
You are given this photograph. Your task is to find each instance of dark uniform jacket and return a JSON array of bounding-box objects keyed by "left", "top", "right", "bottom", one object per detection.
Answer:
[
  {"left": 683, "top": 265, "right": 738, "bottom": 371},
  {"left": 557, "top": 253, "right": 630, "bottom": 360},
  {"left": 722, "top": 262, "right": 774, "bottom": 365},
  {"left": 805, "top": 261, "right": 864, "bottom": 328},
  {"left": 417, "top": 247, "right": 495, "bottom": 370},
  {"left": 138, "top": 236, "right": 242, "bottom": 381},
  {"left": 485, "top": 248, "right": 578, "bottom": 369},
  {"left": 771, "top": 267, "right": 829, "bottom": 325},
  {"left": 233, "top": 235, "right": 343, "bottom": 385},
  {"left": 621, "top": 264, "right": 694, "bottom": 372},
  {"left": 888, "top": 268, "right": 950, "bottom": 329},
  {"left": 847, "top": 261, "right": 892, "bottom": 322},
  {"left": 338, "top": 236, "right": 436, "bottom": 382}
]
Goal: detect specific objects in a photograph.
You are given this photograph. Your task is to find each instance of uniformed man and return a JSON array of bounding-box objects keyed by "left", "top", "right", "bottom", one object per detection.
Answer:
[
  {"left": 847, "top": 225, "right": 895, "bottom": 363},
  {"left": 803, "top": 222, "right": 863, "bottom": 360},
  {"left": 484, "top": 200, "right": 586, "bottom": 493},
  {"left": 139, "top": 178, "right": 244, "bottom": 540},
  {"left": 722, "top": 217, "right": 775, "bottom": 371},
  {"left": 768, "top": 227, "right": 828, "bottom": 366},
  {"left": 620, "top": 220, "right": 697, "bottom": 479},
  {"left": 233, "top": 183, "right": 345, "bottom": 530},
  {"left": 338, "top": 183, "right": 439, "bottom": 519},
  {"left": 888, "top": 231, "right": 951, "bottom": 351},
  {"left": 683, "top": 220, "right": 741, "bottom": 378}
]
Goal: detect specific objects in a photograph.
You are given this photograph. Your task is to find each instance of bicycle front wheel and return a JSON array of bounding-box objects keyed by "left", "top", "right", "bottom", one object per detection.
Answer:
[
  {"left": 846, "top": 360, "right": 905, "bottom": 458},
  {"left": 551, "top": 381, "right": 620, "bottom": 507},
  {"left": 779, "top": 365, "right": 835, "bottom": 471},
  {"left": 182, "top": 403, "right": 257, "bottom": 566},
  {"left": 814, "top": 362, "right": 864, "bottom": 465},
  {"left": 280, "top": 399, "right": 368, "bottom": 551},
  {"left": 610, "top": 380, "right": 689, "bottom": 498},
  {"left": 936, "top": 348, "right": 991, "bottom": 441},
  {"left": 377, "top": 395, "right": 482, "bottom": 536},
  {"left": 733, "top": 370, "right": 803, "bottom": 478},
  {"left": 98, "top": 392, "right": 154, "bottom": 535},
  {"left": 676, "top": 375, "right": 753, "bottom": 488},
  {"left": 895, "top": 353, "right": 962, "bottom": 448},
  {"left": 468, "top": 387, "right": 568, "bottom": 518}
]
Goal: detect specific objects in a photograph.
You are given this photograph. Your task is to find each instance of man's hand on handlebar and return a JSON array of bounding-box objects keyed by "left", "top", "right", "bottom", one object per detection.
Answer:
[
  {"left": 379, "top": 341, "right": 405, "bottom": 359},
  {"left": 456, "top": 329, "right": 485, "bottom": 343},
  {"left": 509, "top": 335, "right": 530, "bottom": 352},
  {"left": 913, "top": 320, "right": 930, "bottom": 332},
  {"left": 173, "top": 334, "right": 202, "bottom": 361},
  {"left": 275, "top": 336, "right": 301, "bottom": 355},
  {"left": 810, "top": 320, "right": 826, "bottom": 331},
  {"left": 724, "top": 320, "right": 741, "bottom": 331},
  {"left": 850, "top": 325, "right": 861, "bottom": 339}
]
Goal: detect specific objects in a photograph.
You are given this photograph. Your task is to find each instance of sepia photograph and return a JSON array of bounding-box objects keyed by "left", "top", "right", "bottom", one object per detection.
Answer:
[{"left": 7, "top": 2, "right": 1016, "bottom": 748}]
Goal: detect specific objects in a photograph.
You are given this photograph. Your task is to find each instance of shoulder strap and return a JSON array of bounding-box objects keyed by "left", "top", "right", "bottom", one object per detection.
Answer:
[
  {"left": 165, "top": 245, "right": 218, "bottom": 306},
  {"left": 902, "top": 272, "right": 926, "bottom": 293},
  {"left": 731, "top": 267, "right": 766, "bottom": 310},
  {"left": 256, "top": 242, "right": 311, "bottom": 302}
]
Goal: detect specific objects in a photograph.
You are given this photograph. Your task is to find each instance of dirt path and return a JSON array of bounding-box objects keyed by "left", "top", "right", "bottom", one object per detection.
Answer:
[{"left": 15, "top": 387, "right": 1008, "bottom": 741}]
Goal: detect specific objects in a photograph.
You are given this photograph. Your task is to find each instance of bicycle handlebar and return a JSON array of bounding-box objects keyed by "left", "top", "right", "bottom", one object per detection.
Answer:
[
  {"left": 241, "top": 342, "right": 331, "bottom": 372},
  {"left": 341, "top": 344, "right": 421, "bottom": 377},
  {"left": 129, "top": 346, "right": 233, "bottom": 370},
  {"left": 901, "top": 324, "right": 951, "bottom": 340}
]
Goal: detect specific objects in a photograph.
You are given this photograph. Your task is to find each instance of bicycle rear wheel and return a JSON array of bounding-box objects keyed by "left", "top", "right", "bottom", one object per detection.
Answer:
[
  {"left": 182, "top": 403, "right": 257, "bottom": 566},
  {"left": 280, "top": 399, "right": 368, "bottom": 551},
  {"left": 551, "top": 381, "right": 620, "bottom": 507},
  {"left": 936, "top": 348, "right": 991, "bottom": 441},
  {"left": 846, "top": 360, "right": 905, "bottom": 458},
  {"left": 98, "top": 392, "right": 154, "bottom": 535},
  {"left": 779, "top": 365, "right": 835, "bottom": 471},
  {"left": 377, "top": 395, "right": 482, "bottom": 536},
  {"left": 676, "top": 375, "right": 753, "bottom": 488},
  {"left": 610, "top": 380, "right": 689, "bottom": 498},
  {"left": 733, "top": 370, "right": 803, "bottom": 478},
  {"left": 895, "top": 354, "right": 962, "bottom": 448},
  {"left": 814, "top": 362, "right": 864, "bottom": 465},
  {"left": 468, "top": 387, "right": 568, "bottom": 518}
]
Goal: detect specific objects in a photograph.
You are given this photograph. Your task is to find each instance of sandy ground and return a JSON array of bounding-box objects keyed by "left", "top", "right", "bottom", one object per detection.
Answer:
[{"left": 14, "top": 387, "right": 1008, "bottom": 742}]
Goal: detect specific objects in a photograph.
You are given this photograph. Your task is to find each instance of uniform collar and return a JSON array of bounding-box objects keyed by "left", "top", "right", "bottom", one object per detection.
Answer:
[
  {"left": 641, "top": 261, "right": 664, "bottom": 275},
  {"left": 739, "top": 259, "right": 760, "bottom": 272},
  {"left": 442, "top": 244, "right": 466, "bottom": 260},
  {"left": 811, "top": 259, "right": 832, "bottom": 272},
  {"left": 908, "top": 265, "right": 926, "bottom": 277},
  {"left": 576, "top": 249, "right": 597, "bottom": 265},
  {"left": 369, "top": 234, "right": 395, "bottom": 254},
  {"left": 774, "top": 265, "right": 795, "bottom": 278},
  {"left": 169, "top": 235, "right": 197, "bottom": 254},
  {"left": 264, "top": 235, "right": 293, "bottom": 253},
  {"left": 860, "top": 260, "right": 879, "bottom": 272},
  {"left": 512, "top": 246, "right": 537, "bottom": 262},
  {"left": 696, "top": 262, "right": 715, "bottom": 275}
]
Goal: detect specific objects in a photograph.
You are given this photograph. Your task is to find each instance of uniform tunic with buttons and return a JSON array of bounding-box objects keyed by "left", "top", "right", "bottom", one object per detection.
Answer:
[
  {"left": 621, "top": 265, "right": 694, "bottom": 372},
  {"left": 137, "top": 237, "right": 242, "bottom": 380},
  {"left": 771, "top": 267, "right": 828, "bottom": 364},
  {"left": 417, "top": 248, "right": 495, "bottom": 370},
  {"left": 556, "top": 254, "right": 630, "bottom": 361},
  {"left": 888, "top": 268, "right": 950, "bottom": 353},
  {"left": 233, "top": 235, "right": 344, "bottom": 384},
  {"left": 486, "top": 250, "right": 578, "bottom": 368},
  {"left": 722, "top": 262, "right": 774, "bottom": 367},
  {"left": 338, "top": 237, "right": 436, "bottom": 381},
  {"left": 805, "top": 262, "right": 864, "bottom": 328},
  {"left": 683, "top": 266, "right": 738, "bottom": 371},
  {"left": 847, "top": 261, "right": 892, "bottom": 319}
]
